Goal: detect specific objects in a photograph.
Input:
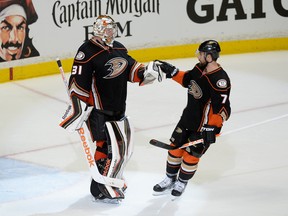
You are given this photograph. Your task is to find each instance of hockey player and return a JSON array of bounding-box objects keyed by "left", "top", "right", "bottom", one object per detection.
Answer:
[
  {"left": 59, "top": 15, "right": 161, "bottom": 204},
  {"left": 153, "top": 40, "right": 231, "bottom": 198}
]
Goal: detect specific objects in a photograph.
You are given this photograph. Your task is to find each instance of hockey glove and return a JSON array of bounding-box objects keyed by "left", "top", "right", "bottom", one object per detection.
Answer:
[
  {"left": 156, "top": 60, "right": 179, "bottom": 78},
  {"left": 201, "top": 124, "right": 216, "bottom": 145},
  {"left": 186, "top": 133, "right": 207, "bottom": 158}
]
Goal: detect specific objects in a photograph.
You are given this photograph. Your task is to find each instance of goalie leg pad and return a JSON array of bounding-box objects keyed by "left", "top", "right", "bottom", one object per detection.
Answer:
[
  {"left": 98, "top": 183, "right": 125, "bottom": 200},
  {"left": 105, "top": 116, "right": 134, "bottom": 179},
  {"left": 98, "top": 116, "right": 134, "bottom": 198}
]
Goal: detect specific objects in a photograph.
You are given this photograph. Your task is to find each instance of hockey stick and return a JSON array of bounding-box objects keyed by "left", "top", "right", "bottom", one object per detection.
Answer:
[
  {"left": 149, "top": 138, "right": 204, "bottom": 150},
  {"left": 56, "top": 58, "right": 124, "bottom": 188}
]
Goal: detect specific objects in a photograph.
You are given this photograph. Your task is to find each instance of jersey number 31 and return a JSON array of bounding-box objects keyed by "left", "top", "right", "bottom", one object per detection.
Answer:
[{"left": 72, "top": 65, "right": 83, "bottom": 75}]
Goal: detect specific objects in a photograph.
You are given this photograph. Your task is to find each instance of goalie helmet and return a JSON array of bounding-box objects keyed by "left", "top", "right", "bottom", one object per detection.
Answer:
[
  {"left": 198, "top": 40, "right": 221, "bottom": 60},
  {"left": 93, "top": 15, "right": 117, "bottom": 47}
]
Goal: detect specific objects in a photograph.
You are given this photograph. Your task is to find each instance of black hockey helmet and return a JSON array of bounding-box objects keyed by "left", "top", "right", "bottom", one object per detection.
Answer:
[{"left": 198, "top": 40, "right": 221, "bottom": 60}]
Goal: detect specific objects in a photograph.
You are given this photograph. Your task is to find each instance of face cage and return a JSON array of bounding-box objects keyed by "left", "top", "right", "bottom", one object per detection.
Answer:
[{"left": 94, "top": 23, "right": 117, "bottom": 47}]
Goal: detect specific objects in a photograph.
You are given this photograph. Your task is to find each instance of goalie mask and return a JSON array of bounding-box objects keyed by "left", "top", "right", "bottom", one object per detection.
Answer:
[{"left": 93, "top": 15, "right": 117, "bottom": 47}]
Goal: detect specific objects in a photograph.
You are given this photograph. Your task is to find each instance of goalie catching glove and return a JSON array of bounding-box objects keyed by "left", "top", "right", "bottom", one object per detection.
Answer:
[{"left": 140, "top": 61, "right": 163, "bottom": 86}]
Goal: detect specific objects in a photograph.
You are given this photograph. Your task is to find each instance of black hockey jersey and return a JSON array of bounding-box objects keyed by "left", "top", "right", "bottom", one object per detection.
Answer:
[
  {"left": 68, "top": 39, "right": 143, "bottom": 113},
  {"left": 175, "top": 63, "right": 231, "bottom": 132}
]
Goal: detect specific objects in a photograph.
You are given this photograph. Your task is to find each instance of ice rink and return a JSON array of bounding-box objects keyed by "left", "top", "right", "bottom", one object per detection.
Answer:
[{"left": 1, "top": 51, "right": 288, "bottom": 216}]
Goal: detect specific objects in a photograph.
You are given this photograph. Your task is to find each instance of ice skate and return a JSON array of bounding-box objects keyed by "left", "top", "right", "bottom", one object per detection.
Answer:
[
  {"left": 93, "top": 196, "right": 123, "bottom": 204},
  {"left": 153, "top": 176, "right": 176, "bottom": 196},
  {"left": 90, "top": 179, "right": 125, "bottom": 204},
  {"left": 171, "top": 180, "right": 187, "bottom": 200}
]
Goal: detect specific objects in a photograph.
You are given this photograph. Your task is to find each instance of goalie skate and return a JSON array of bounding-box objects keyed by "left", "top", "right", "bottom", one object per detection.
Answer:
[{"left": 92, "top": 195, "right": 123, "bottom": 204}]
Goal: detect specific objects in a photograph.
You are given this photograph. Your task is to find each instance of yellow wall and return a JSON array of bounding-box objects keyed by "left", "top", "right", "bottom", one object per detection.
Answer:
[{"left": 1, "top": 37, "right": 287, "bottom": 83}]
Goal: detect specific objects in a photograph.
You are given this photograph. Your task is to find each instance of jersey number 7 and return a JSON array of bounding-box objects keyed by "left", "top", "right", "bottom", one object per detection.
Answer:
[{"left": 220, "top": 94, "right": 228, "bottom": 104}]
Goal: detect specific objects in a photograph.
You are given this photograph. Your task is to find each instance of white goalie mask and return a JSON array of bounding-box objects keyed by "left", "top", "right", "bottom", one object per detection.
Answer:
[{"left": 93, "top": 15, "right": 117, "bottom": 47}]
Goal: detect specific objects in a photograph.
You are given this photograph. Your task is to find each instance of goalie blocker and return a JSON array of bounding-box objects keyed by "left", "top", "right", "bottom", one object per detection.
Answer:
[{"left": 60, "top": 95, "right": 93, "bottom": 132}]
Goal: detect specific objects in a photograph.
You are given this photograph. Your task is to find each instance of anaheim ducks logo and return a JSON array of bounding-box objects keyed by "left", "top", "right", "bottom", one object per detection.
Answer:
[
  {"left": 188, "top": 80, "right": 202, "bottom": 99},
  {"left": 216, "top": 79, "right": 228, "bottom": 88},
  {"left": 75, "top": 51, "right": 85, "bottom": 60},
  {"left": 104, "top": 57, "right": 128, "bottom": 79}
]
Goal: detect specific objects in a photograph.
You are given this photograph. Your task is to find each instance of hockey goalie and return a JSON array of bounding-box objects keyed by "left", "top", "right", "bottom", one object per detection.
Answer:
[{"left": 59, "top": 15, "right": 162, "bottom": 204}]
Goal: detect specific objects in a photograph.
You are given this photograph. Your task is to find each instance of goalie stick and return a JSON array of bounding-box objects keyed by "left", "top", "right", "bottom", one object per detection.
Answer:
[
  {"left": 149, "top": 138, "right": 204, "bottom": 150},
  {"left": 56, "top": 58, "right": 124, "bottom": 188}
]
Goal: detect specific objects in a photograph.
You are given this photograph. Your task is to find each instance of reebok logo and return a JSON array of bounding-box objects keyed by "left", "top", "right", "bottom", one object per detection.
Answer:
[{"left": 79, "top": 128, "right": 95, "bottom": 167}]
